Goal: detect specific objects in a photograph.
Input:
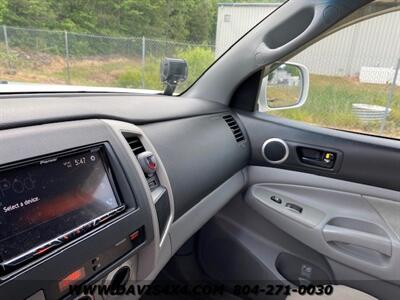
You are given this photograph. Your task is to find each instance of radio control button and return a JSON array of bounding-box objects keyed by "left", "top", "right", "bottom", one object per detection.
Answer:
[
  {"left": 61, "top": 233, "right": 72, "bottom": 242},
  {"left": 129, "top": 230, "right": 140, "bottom": 241},
  {"left": 82, "top": 223, "right": 92, "bottom": 231},
  {"left": 34, "top": 239, "right": 61, "bottom": 256},
  {"left": 35, "top": 246, "right": 51, "bottom": 256},
  {"left": 49, "top": 239, "right": 62, "bottom": 246},
  {"left": 98, "top": 214, "right": 111, "bottom": 224}
]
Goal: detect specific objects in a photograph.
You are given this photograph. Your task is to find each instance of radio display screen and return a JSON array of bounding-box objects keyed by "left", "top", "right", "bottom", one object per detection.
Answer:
[{"left": 0, "top": 146, "right": 121, "bottom": 262}]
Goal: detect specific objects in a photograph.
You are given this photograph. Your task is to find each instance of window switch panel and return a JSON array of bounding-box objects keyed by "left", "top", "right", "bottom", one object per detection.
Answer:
[
  {"left": 270, "top": 195, "right": 282, "bottom": 204},
  {"left": 286, "top": 203, "right": 303, "bottom": 213}
]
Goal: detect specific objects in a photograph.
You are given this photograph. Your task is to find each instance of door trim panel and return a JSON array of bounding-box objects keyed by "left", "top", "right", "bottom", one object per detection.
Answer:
[
  {"left": 245, "top": 166, "right": 400, "bottom": 282},
  {"left": 239, "top": 112, "right": 400, "bottom": 192}
]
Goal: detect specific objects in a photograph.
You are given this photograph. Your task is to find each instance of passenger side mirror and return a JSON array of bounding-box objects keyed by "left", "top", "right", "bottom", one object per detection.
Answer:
[
  {"left": 160, "top": 57, "right": 188, "bottom": 96},
  {"left": 258, "top": 62, "right": 309, "bottom": 111}
]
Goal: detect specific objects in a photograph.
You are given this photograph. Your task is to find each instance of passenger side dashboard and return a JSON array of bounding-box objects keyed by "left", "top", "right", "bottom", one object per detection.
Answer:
[{"left": 0, "top": 106, "right": 250, "bottom": 300}]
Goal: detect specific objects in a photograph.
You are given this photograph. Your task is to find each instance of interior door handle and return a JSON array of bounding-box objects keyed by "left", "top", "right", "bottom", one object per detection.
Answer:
[
  {"left": 297, "top": 147, "right": 336, "bottom": 169},
  {"left": 323, "top": 225, "right": 392, "bottom": 257}
]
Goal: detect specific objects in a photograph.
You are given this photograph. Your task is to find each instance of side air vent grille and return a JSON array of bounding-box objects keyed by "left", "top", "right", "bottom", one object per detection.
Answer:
[
  {"left": 223, "top": 115, "right": 245, "bottom": 143},
  {"left": 123, "top": 134, "right": 160, "bottom": 191},
  {"left": 125, "top": 136, "right": 145, "bottom": 156}
]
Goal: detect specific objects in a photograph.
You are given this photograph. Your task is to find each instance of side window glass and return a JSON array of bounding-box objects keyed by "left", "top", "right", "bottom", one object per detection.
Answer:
[{"left": 266, "top": 11, "right": 400, "bottom": 139}]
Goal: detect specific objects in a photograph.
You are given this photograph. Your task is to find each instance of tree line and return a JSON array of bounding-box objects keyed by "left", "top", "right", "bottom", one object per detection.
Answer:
[{"left": 0, "top": 0, "right": 280, "bottom": 44}]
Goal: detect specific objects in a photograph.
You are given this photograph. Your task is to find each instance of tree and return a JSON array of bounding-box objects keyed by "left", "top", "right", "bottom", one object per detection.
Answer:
[
  {"left": 120, "top": 0, "right": 166, "bottom": 37},
  {"left": 0, "top": 0, "right": 7, "bottom": 24},
  {"left": 1, "top": 0, "right": 282, "bottom": 44},
  {"left": 187, "top": 0, "right": 210, "bottom": 43},
  {"left": 163, "top": 0, "right": 191, "bottom": 41},
  {"left": 4, "top": 0, "right": 55, "bottom": 28}
]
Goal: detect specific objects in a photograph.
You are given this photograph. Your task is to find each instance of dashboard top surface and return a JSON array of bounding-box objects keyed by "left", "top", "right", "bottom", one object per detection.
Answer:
[{"left": 0, "top": 93, "right": 228, "bottom": 129}]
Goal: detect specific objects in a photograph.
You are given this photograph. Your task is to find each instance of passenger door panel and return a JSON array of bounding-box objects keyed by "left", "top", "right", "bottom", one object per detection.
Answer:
[
  {"left": 240, "top": 112, "right": 400, "bottom": 191},
  {"left": 203, "top": 111, "right": 400, "bottom": 299},
  {"left": 245, "top": 178, "right": 399, "bottom": 281}
]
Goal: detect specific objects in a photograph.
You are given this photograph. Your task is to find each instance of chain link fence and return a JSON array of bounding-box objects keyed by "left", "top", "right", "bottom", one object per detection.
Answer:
[{"left": 0, "top": 25, "right": 215, "bottom": 90}]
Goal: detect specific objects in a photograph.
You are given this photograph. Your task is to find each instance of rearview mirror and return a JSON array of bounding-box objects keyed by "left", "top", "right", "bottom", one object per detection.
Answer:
[
  {"left": 258, "top": 62, "right": 309, "bottom": 111},
  {"left": 160, "top": 57, "right": 188, "bottom": 95}
]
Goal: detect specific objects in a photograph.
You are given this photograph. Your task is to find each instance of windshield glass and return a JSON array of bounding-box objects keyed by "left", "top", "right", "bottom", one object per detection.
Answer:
[{"left": 0, "top": 1, "right": 281, "bottom": 94}]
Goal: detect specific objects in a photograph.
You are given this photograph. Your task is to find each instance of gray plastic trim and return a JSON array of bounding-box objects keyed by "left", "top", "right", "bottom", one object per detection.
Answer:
[
  {"left": 141, "top": 113, "right": 249, "bottom": 220},
  {"left": 239, "top": 112, "right": 400, "bottom": 192},
  {"left": 246, "top": 166, "right": 400, "bottom": 281},
  {"left": 104, "top": 120, "right": 175, "bottom": 250},
  {"left": 169, "top": 169, "right": 246, "bottom": 254},
  {"left": 199, "top": 194, "right": 334, "bottom": 286},
  {"left": 137, "top": 169, "right": 246, "bottom": 285},
  {"left": 251, "top": 185, "right": 325, "bottom": 228},
  {"left": 323, "top": 225, "right": 392, "bottom": 257},
  {"left": 0, "top": 119, "right": 156, "bottom": 299},
  {"left": 247, "top": 166, "right": 400, "bottom": 202},
  {"left": 327, "top": 259, "right": 400, "bottom": 300}
]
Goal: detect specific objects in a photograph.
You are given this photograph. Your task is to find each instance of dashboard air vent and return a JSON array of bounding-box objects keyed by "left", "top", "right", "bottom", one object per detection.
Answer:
[
  {"left": 122, "top": 134, "right": 160, "bottom": 191},
  {"left": 125, "top": 136, "right": 145, "bottom": 156},
  {"left": 223, "top": 115, "right": 245, "bottom": 143}
]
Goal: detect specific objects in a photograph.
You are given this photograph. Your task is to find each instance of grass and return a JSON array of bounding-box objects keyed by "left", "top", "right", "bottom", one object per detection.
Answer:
[
  {"left": 0, "top": 51, "right": 143, "bottom": 87},
  {"left": 0, "top": 45, "right": 214, "bottom": 92},
  {"left": 269, "top": 75, "right": 400, "bottom": 138}
]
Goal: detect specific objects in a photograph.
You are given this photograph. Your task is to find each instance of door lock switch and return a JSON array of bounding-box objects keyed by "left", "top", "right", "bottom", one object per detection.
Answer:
[
  {"left": 270, "top": 195, "right": 282, "bottom": 204},
  {"left": 286, "top": 203, "right": 303, "bottom": 213},
  {"left": 323, "top": 152, "right": 335, "bottom": 163}
]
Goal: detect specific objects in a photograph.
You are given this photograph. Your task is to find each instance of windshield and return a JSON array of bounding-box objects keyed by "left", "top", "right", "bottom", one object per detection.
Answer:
[{"left": 0, "top": 1, "right": 281, "bottom": 94}]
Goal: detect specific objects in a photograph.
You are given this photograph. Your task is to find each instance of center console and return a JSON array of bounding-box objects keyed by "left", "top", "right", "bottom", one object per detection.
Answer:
[{"left": 0, "top": 119, "right": 167, "bottom": 300}]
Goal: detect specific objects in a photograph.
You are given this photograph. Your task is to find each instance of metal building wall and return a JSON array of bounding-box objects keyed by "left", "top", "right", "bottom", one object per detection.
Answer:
[
  {"left": 216, "top": 3, "right": 400, "bottom": 77},
  {"left": 292, "top": 11, "right": 400, "bottom": 76},
  {"left": 215, "top": 3, "right": 279, "bottom": 57}
]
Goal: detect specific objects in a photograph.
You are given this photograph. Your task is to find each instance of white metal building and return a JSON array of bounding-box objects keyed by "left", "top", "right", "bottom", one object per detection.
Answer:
[
  {"left": 215, "top": 3, "right": 400, "bottom": 79},
  {"left": 215, "top": 3, "right": 279, "bottom": 57}
]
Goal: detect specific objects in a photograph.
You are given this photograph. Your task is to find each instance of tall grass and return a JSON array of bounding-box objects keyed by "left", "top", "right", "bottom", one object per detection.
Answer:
[{"left": 269, "top": 75, "right": 400, "bottom": 138}]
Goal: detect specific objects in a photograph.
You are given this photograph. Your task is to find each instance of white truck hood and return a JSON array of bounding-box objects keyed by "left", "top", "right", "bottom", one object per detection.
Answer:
[{"left": 0, "top": 82, "right": 161, "bottom": 95}]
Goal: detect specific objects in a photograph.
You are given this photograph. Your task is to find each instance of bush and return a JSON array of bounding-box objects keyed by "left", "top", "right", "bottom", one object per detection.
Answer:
[
  {"left": 116, "top": 69, "right": 142, "bottom": 88},
  {"left": 116, "top": 58, "right": 163, "bottom": 90},
  {"left": 175, "top": 47, "right": 214, "bottom": 92}
]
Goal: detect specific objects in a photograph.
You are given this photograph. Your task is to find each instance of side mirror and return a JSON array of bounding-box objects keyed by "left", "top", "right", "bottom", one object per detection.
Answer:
[
  {"left": 160, "top": 57, "right": 188, "bottom": 95},
  {"left": 258, "top": 62, "right": 309, "bottom": 111}
]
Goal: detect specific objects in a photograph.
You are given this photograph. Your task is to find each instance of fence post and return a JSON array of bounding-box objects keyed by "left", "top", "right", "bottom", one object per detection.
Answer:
[
  {"left": 345, "top": 25, "right": 360, "bottom": 76},
  {"left": 64, "top": 30, "right": 71, "bottom": 84},
  {"left": 3, "top": 25, "right": 12, "bottom": 74},
  {"left": 380, "top": 57, "right": 400, "bottom": 134},
  {"left": 141, "top": 36, "right": 145, "bottom": 89}
]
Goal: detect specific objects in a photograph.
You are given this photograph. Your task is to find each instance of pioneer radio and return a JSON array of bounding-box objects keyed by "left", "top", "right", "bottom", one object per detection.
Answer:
[{"left": 0, "top": 145, "right": 128, "bottom": 276}]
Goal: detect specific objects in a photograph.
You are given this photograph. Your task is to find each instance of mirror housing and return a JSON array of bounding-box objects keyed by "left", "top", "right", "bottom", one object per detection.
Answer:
[
  {"left": 160, "top": 57, "right": 188, "bottom": 95},
  {"left": 258, "top": 62, "right": 309, "bottom": 111}
]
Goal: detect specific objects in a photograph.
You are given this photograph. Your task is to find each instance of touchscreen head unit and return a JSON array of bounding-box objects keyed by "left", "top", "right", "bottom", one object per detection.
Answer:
[{"left": 0, "top": 145, "right": 124, "bottom": 269}]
